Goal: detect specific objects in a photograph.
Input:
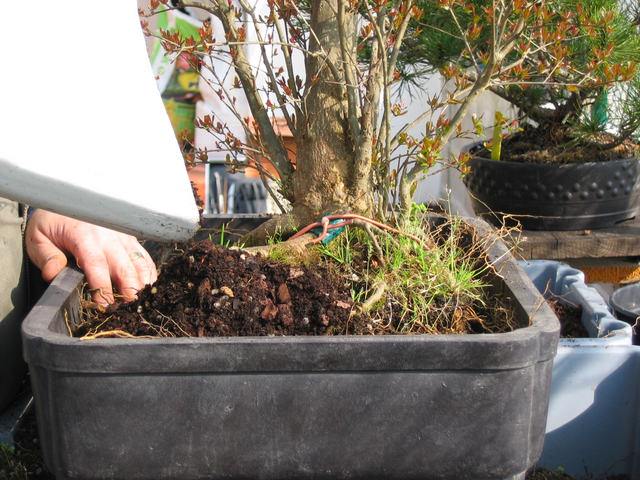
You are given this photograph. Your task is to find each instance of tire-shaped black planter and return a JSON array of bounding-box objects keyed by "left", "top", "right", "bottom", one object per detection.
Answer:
[{"left": 463, "top": 156, "right": 640, "bottom": 230}]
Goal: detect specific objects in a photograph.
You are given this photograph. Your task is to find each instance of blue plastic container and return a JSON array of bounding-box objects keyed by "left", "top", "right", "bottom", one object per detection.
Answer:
[
  {"left": 522, "top": 260, "right": 640, "bottom": 479},
  {"left": 519, "top": 260, "right": 632, "bottom": 344}
]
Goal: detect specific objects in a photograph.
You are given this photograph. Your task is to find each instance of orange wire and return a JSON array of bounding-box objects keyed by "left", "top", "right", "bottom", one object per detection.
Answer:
[{"left": 290, "top": 214, "right": 430, "bottom": 249}]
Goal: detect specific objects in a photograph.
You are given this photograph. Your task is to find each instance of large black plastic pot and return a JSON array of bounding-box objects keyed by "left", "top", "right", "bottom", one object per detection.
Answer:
[
  {"left": 21, "top": 218, "right": 559, "bottom": 480},
  {"left": 463, "top": 156, "right": 640, "bottom": 230}
]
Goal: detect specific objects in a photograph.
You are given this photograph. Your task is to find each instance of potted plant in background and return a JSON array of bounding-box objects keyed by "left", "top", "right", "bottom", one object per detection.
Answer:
[
  {"left": 19, "top": 0, "right": 567, "bottom": 479},
  {"left": 453, "top": 0, "right": 640, "bottom": 230}
]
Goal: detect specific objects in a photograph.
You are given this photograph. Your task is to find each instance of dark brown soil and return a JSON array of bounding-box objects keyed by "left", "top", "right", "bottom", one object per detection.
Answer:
[
  {"left": 77, "top": 241, "right": 366, "bottom": 338},
  {"left": 473, "top": 127, "right": 640, "bottom": 164},
  {"left": 77, "top": 232, "right": 515, "bottom": 339},
  {"left": 547, "top": 299, "right": 589, "bottom": 338},
  {"left": 81, "top": 233, "right": 591, "bottom": 339}
]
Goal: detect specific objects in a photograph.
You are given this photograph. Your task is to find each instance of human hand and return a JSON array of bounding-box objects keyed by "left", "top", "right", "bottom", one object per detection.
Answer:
[{"left": 25, "top": 210, "right": 157, "bottom": 304}]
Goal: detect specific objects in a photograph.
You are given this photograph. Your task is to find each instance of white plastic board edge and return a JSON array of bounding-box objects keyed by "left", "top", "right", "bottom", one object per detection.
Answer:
[{"left": 0, "top": 0, "right": 200, "bottom": 242}]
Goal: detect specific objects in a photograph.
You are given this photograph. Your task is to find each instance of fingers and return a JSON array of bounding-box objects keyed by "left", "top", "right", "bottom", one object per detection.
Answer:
[
  {"left": 40, "top": 252, "right": 69, "bottom": 284},
  {"left": 26, "top": 241, "right": 69, "bottom": 283},
  {"left": 72, "top": 233, "right": 156, "bottom": 305},
  {"left": 25, "top": 210, "right": 158, "bottom": 305},
  {"left": 128, "top": 248, "right": 158, "bottom": 287},
  {"left": 79, "top": 253, "right": 116, "bottom": 304},
  {"left": 25, "top": 210, "right": 69, "bottom": 282},
  {"left": 105, "top": 244, "right": 157, "bottom": 303}
]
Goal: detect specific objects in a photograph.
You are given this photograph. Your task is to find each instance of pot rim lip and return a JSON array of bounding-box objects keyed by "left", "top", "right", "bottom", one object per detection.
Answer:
[
  {"left": 23, "top": 317, "right": 555, "bottom": 346},
  {"left": 21, "top": 265, "right": 557, "bottom": 346},
  {"left": 22, "top": 275, "right": 557, "bottom": 372},
  {"left": 467, "top": 154, "right": 640, "bottom": 167}
]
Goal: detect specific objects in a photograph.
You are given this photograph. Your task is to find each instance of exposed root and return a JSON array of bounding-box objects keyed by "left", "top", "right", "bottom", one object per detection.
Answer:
[
  {"left": 63, "top": 310, "right": 73, "bottom": 337},
  {"left": 238, "top": 233, "right": 318, "bottom": 261},
  {"left": 80, "top": 300, "right": 108, "bottom": 314},
  {"left": 239, "top": 209, "right": 317, "bottom": 247},
  {"left": 80, "top": 330, "right": 155, "bottom": 340},
  {"left": 362, "top": 282, "right": 387, "bottom": 310},
  {"left": 360, "top": 221, "right": 386, "bottom": 266},
  {"left": 151, "top": 310, "right": 191, "bottom": 337}
]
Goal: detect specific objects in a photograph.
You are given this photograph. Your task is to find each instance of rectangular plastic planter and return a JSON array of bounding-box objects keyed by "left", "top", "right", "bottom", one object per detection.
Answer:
[
  {"left": 22, "top": 221, "right": 559, "bottom": 480},
  {"left": 521, "top": 260, "right": 640, "bottom": 478}
]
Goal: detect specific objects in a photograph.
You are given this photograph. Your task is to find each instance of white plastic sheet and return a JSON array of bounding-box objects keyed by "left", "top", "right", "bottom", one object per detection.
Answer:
[{"left": 0, "top": 0, "right": 199, "bottom": 242}]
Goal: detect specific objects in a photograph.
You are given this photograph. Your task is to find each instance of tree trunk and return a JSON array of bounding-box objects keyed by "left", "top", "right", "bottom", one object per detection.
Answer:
[
  {"left": 291, "top": 0, "right": 374, "bottom": 219},
  {"left": 238, "top": 0, "right": 377, "bottom": 246}
]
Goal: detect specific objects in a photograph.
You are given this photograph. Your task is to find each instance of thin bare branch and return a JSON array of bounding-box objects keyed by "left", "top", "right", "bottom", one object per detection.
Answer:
[
  {"left": 237, "top": 0, "right": 297, "bottom": 136},
  {"left": 208, "top": 0, "right": 295, "bottom": 191},
  {"left": 386, "top": 0, "right": 416, "bottom": 84},
  {"left": 337, "top": 0, "right": 361, "bottom": 140},
  {"left": 270, "top": 3, "right": 303, "bottom": 114}
]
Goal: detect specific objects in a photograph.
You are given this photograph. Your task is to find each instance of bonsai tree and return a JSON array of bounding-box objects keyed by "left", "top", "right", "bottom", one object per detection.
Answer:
[
  {"left": 405, "top": 0, "right": 640, "bottom": 163},
  {"left": 140, "top": 0, "right": 635, "bottom": 242}
]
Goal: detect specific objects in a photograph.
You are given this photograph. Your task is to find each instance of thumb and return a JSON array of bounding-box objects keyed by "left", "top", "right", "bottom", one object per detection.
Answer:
[{"left": 33, "top": 244, "right": 69, "bottom": 283}]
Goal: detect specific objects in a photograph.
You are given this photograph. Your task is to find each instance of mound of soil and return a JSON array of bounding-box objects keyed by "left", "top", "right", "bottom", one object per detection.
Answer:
[
  {"left": 77, "top": 241, "right": 371, "bottom": 338},
  {"left": 78, "top": 234, "right": 514, "bottom": 339},
  {"left": 473, "top": 127, "right": 640, "bottom": 164}
]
